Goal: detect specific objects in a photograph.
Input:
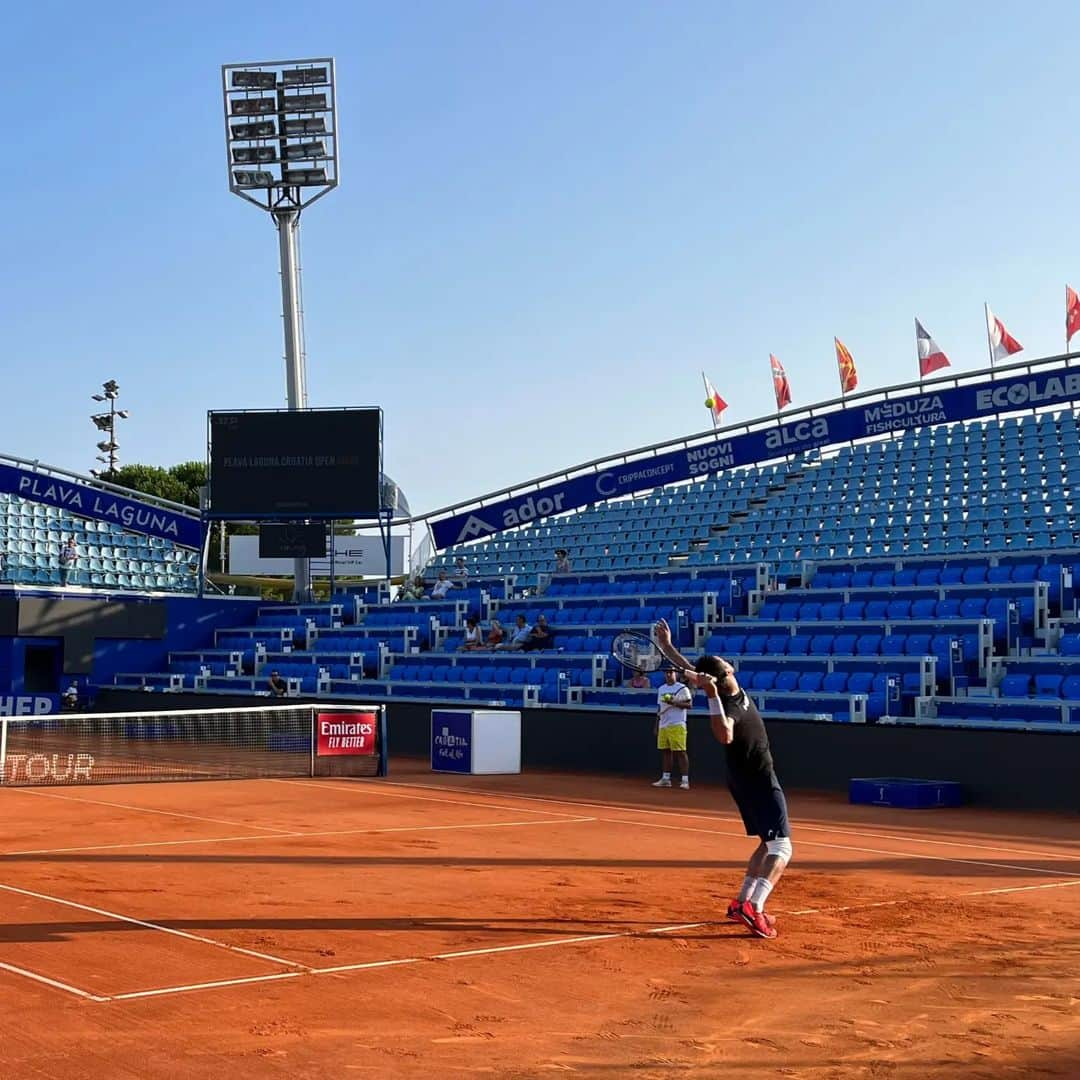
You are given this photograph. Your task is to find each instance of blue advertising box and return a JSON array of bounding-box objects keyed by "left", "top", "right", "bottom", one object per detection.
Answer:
[
  {"left": 431, "top": 709, "right": 473, "bottom": 774},
  {"left": 849, "top": 777, "right": 964, "bottom": 809}
]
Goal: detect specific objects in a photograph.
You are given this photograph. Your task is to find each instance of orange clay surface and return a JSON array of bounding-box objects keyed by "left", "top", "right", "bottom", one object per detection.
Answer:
[{"left": 0, "top": 760, "right": 1077, "bottom": 1079}]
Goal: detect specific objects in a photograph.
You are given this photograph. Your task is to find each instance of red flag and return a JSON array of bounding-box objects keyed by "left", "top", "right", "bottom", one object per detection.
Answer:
[
  {"left": 702, "top": 373, "right": 728, "bottom": 425},
  {"left": 834, "top": 337, "right": 858, "bottom": 394},
  {"left": 985, "top": 304, "right": 1023, "bottom": 363},
  {"left": 1067, "top": 285, "right": 1080, "bottom": 347},
  {"left": 770, "top": 354, "right": 792, "bottom": 411},
  {"left": 915, "top": 318, "right": 950, "bottom": 377}
]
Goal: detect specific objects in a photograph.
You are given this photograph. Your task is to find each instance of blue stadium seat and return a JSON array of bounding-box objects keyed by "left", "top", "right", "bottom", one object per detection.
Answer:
[
  {"left": 832, "top": 634, "right": 858, "bottom": 655},
  {"left": 999, "top": 673, "right": 1031, "bottom": 697},
  {"left": 797, "top": 671, "right": 824, "bottom": 692},
  {"left": 1034, "top": 674, "right": 1063, "bottom": 698}
]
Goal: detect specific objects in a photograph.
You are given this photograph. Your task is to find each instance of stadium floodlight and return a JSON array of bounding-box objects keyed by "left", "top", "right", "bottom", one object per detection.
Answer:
[
  {"left": 233, "top": 146, "right": 278, "bottom": 165},
  {"left": 282, "top": 167, "right": 327, "bottom": 186},
  {"left": 282, "top": 141, "right": 326, "bottom": 161},
  {"left": 283, "top": 117, "right": 325, "bottom": 137},
  {"left": 230, "top": 120, "right": 277, "bottom": 140},
  {"left": 282, "top": 66, "right": 328, "bottom": 86},
  {"left": 231, "top": 69, "right": 277, "bottom": 90},
  {"left": 221, "top": 57, "right": 340, "bottom": 602},
  {"left": 89, "top": 380, "right": 127, "bottom": 473}
]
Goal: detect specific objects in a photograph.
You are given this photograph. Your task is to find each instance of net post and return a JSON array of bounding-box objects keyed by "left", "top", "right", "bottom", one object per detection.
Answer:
[
  {"left": 378, "top": 705, "right": 388, "bottom": 777},
  {"left": 309, "top": 706, "right": 316, "bottom": 778},
  {"left": 0, "top": 716, "right": 8, "bottom": 784}
]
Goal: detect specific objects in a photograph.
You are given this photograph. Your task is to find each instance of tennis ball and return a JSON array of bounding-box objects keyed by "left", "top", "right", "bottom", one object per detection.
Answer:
[
  {"left": 704, "top": 397, "right": 714, "bottom": 408},
  {"left": 662, "top": 693, "right": 673, "bottom": 702}
]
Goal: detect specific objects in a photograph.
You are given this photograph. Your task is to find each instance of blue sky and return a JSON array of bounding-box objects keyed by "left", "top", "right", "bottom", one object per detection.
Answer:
[{"left": 7, "top": 1, "right": 1078, "bottom": 518}]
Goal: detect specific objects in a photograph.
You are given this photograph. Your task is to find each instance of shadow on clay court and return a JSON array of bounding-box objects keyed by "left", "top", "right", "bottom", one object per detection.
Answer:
[{"left": 1, "top": 851, "right": 1076, "bottom": 877}]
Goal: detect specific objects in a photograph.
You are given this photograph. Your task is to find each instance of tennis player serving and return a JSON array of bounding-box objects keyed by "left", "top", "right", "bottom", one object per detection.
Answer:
[{"left": 654, "top": 618, "right": 792, "bottom": 940}]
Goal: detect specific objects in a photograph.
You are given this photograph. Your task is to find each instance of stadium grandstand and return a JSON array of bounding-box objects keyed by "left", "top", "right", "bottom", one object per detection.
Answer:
[{"left": 2, "top": 357, "right": 1079, "bottom": 805}]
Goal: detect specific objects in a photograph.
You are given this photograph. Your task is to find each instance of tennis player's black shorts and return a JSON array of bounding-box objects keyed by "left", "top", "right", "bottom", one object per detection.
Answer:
[{"left": 728, "top": 776, "right": 790, "bottom": 841}]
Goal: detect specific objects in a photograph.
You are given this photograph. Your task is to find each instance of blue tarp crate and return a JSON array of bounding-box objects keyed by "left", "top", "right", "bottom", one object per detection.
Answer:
[{"left": 849, "top": 776, "right": 964, "bottom": 809}]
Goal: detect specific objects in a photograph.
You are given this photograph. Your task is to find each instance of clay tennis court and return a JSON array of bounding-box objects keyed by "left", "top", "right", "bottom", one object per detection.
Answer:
[{"left": 1, "top": 763, "right": 1077, "bottom": 1079}]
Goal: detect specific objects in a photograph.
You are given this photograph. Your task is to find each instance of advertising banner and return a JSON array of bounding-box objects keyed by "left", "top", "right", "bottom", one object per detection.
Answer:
[
  {"left": 431, "top": 710, "right": 472, "bottom": 773},
  {"left": 0, "top": 464, "right": 201, "bottom": 549},
  {"left": 431, "top": 363, "right": 1080, "bottom": 549},
  {"left": 229, "top": 534, "right": 405, "bottom": 577},
  {"left": 315, "top": 711, "right": 377, "bottom": 756}
]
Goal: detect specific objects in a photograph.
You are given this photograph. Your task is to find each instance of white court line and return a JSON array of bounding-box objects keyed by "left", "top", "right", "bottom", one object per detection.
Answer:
[
  {"left": 12, "top": 878, "right": 1080, "bottom": 1004},
  {"left": 784, "top": 877, "right": 1080, "bottom": 915},
  {"left": 284, "top": 779, "right": 1076, "bottom": 878},
  {"left": 99, "top": 878, "right": 1080, "bottom": 1003},
  {"left": 369, "top": 779, "right": 1080, "bottom": 862},
  {"left": 110, "top": 971, "right": 304, "bottom": 1000},
  {"left": 3, "top": 786, "right": 298, "bottom": 835},
  {"left": 0, "top": 959, "right": 111, "bottom": 1002},
  {"left": 0, "top": 816, "right": 595, "bottom": 858},
  {"left": 0, "top": 882, "right": 304, "bottom": 969},
  {"left": 598, "top": 815, "right": 1078, "bottom": 878},
  {"left": 266, "top": 777, "right": 593, "bottom": 819}
]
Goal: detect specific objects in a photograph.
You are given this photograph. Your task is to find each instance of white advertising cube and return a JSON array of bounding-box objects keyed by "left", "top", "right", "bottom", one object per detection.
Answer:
[{"left": 430, "top": 709, "right": 522, "bottom": 775}]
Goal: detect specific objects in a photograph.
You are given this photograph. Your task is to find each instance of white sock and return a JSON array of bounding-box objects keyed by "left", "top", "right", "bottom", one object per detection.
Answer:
[
  {"left": 737, "top": 875, "right": 756, "bottom": 902},
  {"left": 750, "top": 877, "right": 775, "bottom": 912},
  {"left": 661, "top": 772, "right": 671, "bottom": 780}
]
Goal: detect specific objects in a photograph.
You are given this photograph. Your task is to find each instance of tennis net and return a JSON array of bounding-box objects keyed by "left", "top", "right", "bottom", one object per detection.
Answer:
[{"left": 0, "top": 703, "right": 387, "bottom": 787}]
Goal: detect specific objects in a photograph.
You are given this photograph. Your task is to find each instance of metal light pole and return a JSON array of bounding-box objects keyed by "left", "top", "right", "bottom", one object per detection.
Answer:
[
  {"left": 90, "top": 379, "right": 129, "bottom": 477},
  {"left": 221, "top": 58, "right": 339, "bottom": 600}
]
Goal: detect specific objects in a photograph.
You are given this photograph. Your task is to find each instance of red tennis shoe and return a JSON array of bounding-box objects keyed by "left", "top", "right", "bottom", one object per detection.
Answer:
[
  {"left": 738, "top": 900, "right": 778, "bottom": 939},
  {"left": 726, "top": 898, "right": 742, "bottom": 922}
]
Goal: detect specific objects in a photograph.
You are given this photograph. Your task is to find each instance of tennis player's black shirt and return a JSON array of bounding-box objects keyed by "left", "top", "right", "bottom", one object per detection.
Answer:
[{"left": 719, "top": 687, "right": 775, "bottom": 784}]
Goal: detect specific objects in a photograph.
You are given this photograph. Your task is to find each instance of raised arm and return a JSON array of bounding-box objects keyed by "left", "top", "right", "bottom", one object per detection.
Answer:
[{"left": 653, "top": 619, "right": 694, "bottom": 673}]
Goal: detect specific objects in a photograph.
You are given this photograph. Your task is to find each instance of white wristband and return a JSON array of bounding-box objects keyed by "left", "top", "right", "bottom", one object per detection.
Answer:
[{"left": 706, "top": 697, "right": 726, "bottom": 717}]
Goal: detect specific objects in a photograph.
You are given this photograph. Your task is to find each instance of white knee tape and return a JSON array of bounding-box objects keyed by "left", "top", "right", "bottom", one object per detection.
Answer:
[{"left": 766, "top": 837, "right": 792, "bottom": 862}]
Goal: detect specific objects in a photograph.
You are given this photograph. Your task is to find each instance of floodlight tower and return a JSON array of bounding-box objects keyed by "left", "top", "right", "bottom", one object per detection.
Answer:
[
  {"left": 221, "top": 58, "right": 339, "bottom": 600},
  {"left": 89, "top": 379, "right": 129, "bottom": 476}
]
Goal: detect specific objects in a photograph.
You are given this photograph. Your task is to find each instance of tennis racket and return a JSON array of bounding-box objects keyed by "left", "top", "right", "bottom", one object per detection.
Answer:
[{"left": 611, "top": 629, "right": 689, "bottom": 676}]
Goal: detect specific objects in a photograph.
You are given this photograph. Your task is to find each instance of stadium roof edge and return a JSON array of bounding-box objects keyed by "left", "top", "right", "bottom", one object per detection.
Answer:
[{"left": 409, "top": 350, "right": 1080, "bottom": 527}]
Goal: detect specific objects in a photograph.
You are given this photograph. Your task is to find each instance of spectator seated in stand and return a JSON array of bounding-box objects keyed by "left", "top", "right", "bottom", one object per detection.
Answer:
[
  {"left": 430, "top": 570, "right": 459, "bottom": 600},
  {"left": 398, "top": 575, "right": 426, "bottom": 601},
  {"left": 554, "top": 548, "right": 572, "bottom": 573},
  {"left": 496, "top": 615, "right": 533, "bottom": 651},
  {"left": 626, "top": 671, "right": 651, "bottom": 690},
  {"left": 525, "top": 613, "right": 555, "bottom": 651},
  {"left": 267, "top": 670, "right": 288, "bottom": 697},
  {"left": 484, "top": 618, "right": 505, "bottom": 648},
  {"left": 459, "top": 615, "right": 485, "bottom": 651},
  {"left": 451, "top": 556, "right": 469, "bottom": 583},
  {"left": 61, "top": 683, "right": 80, "bottom": 711}
]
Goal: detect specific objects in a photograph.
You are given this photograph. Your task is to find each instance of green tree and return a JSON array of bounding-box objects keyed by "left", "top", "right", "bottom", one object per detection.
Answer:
[{"left": 100, "top": 461, "right": 257, "bottom": 574}]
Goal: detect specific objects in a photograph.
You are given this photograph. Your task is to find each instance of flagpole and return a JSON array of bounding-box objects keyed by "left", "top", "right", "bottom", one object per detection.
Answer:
[
  {"left": 984, "top": 301, "right": 995, "bottom": 371},
  {"left": 701, "top": 371, "right": 717, "bottom": 430}
]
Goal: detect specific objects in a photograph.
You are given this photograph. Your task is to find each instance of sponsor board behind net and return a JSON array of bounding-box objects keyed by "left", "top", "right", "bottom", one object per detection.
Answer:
[{"left": 316, "top": 712, "right": 376, "bottom": 755}]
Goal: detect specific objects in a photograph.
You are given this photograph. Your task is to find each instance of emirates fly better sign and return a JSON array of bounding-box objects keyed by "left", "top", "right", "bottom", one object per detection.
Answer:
[{"left": 316, "top": 711, "right": 377, "bottom": 756}]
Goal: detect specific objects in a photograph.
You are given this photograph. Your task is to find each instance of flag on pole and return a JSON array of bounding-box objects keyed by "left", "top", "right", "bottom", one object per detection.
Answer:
[
  {"left": 834, "top": 337, "right": 858, "bottom": 394},
  {"left": 985, "top": 304, "right": 1023, "bottom": 364},
  {"left": 915, "top": 318, "right": 950, "bottom": 377},
  {"left": 770, "top": 354, "right": 792, "bottom": 411},
  {"left": 701, "top": 372, "right": 728, "bottom": 426},
  {"left": 1067, "top": 285, "right": 1080, "bottom": 348}
]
